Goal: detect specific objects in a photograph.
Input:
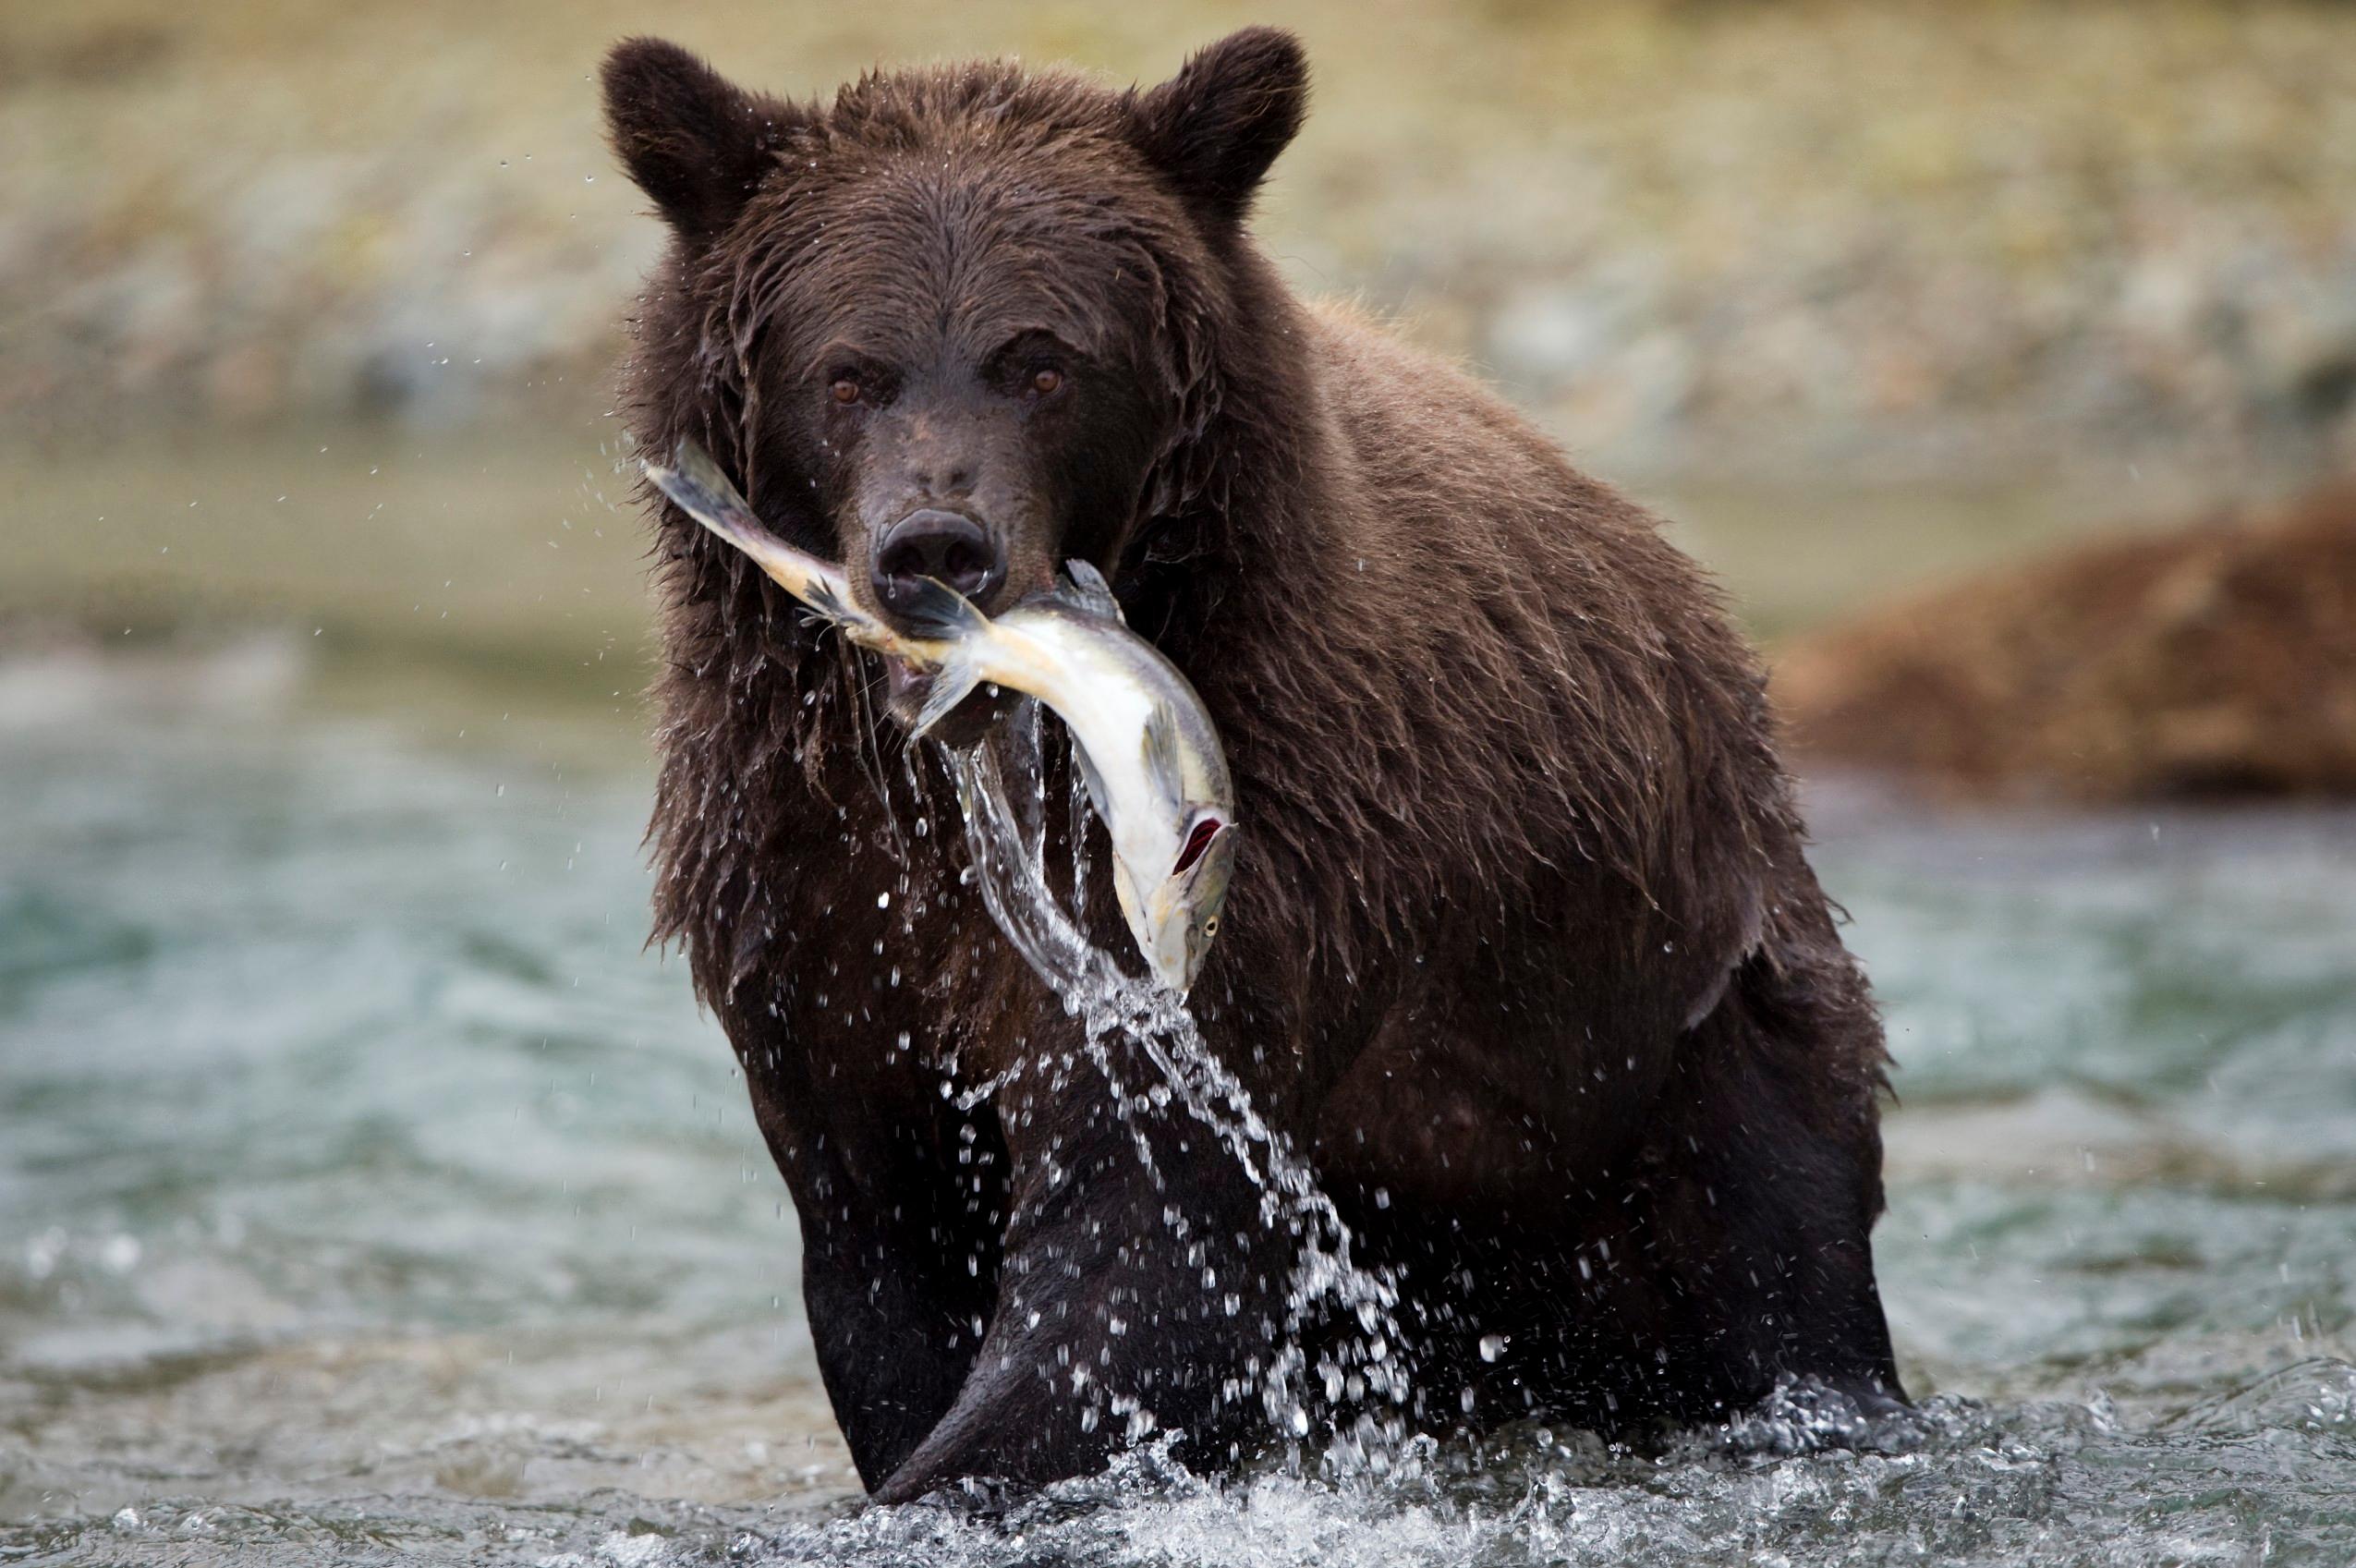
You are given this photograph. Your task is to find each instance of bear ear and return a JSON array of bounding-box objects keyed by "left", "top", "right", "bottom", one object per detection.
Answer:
[
  {"left": 1130, "top": 28, "right": 1309, "bottom": 226},
  {"left": 601, "top": 37, "right": 791, "bottom": 242}
]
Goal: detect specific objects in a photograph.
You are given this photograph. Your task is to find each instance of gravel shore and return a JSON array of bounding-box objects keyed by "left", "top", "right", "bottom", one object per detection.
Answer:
[{"left": 6, "top": 1, "right": 2356, "bottom": 490}]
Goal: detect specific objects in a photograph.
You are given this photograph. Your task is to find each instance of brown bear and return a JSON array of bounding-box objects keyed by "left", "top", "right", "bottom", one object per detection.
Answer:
[{"left": 602, "top": 28, "right": 1901, "bottom": 1503}]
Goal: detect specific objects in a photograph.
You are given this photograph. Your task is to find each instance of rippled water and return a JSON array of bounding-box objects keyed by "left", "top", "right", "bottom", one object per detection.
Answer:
[{"left": 3, "top": 645, "right": 2352, "bottom": 1565}]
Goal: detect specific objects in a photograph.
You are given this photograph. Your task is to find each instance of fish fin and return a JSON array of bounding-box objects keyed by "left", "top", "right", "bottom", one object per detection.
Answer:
[
  {"left": 1056, "top": 559, "right": 1125, "bottom": 622},
  {"left": 903, "top": 578, "right": 993, "bottom": 736},
  {"left": 1141, "top": 703, "right": 1185, "bottom": 797},
  {"left": 796, "top": 576, "right": 856, "bottom": 627},
  {"left": 910, "top": 648, "right": 984, "bottom": 739},
  {"left": 898, "top": 574, "right": 989, "bottom": 643},
  {"left": 1072, "top": 742, "right": 1114, "bottom": 825}
]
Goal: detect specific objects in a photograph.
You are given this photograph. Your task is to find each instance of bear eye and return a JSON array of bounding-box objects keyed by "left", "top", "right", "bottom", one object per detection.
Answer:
[
  {"left": 1028, "top": 366, "right": 1063, "bottom": 397},
  {"left": 829, "top": 378, "right": 861, "bottom": 406}
]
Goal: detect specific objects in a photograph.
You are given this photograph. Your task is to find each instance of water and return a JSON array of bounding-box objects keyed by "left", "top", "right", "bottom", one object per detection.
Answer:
[
  {"left": 3, "top": 644, "right": 2352, "bottom": 1564},
  {"left": 946, "top": 710, "right": 1408, "bottom": 1451}
]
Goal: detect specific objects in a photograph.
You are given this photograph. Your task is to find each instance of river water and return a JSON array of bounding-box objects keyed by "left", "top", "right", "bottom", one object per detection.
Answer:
[{"left": 2, "top": 641, "right": 2351, "bottom": 1565}]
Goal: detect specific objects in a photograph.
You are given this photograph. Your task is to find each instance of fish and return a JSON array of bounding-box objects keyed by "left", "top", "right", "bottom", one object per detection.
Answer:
[{"left": 644, "top": 439, "right": 1237, "bottom": 994}]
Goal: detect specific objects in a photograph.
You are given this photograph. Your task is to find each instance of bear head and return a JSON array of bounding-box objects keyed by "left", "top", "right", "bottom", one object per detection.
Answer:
[{"left": 603, "top": 29, "right": 1308, "bottom": 726}]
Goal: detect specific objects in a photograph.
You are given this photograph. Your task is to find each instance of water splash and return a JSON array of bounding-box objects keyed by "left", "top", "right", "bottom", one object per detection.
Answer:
[{"left": 945, "top": 706, "right": 1411, "bottom": 1465}]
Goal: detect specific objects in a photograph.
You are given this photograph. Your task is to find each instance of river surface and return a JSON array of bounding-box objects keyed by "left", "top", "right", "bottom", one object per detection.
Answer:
[{"left": 2, "top": 642, "right": 2352, "bottom": 1565}]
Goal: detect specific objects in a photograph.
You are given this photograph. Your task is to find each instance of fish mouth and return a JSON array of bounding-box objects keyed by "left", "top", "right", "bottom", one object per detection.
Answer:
[
  {"left": 1134, "top": 870, "right": 1208, "bottom": 994},
  {"left": 881, "top": 654, "right": 1007, "bottom": 748}
]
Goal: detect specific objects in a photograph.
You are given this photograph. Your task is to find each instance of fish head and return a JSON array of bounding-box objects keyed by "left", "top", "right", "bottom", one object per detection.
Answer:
[{"left": 1117, "top": 807, "right": 1236, "bottom": 994}]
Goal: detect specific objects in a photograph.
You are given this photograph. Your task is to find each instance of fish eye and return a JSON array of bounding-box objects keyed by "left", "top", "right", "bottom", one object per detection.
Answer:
[
  {"left": 1204, "top": 916, "right": 1220, "bottom": 936},
  {"left": 1172, "top": 815, "right": 1225, "bottom": 876}
]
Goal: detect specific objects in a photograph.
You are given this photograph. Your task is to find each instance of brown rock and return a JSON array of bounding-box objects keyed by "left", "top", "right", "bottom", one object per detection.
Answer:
[{"left": 1776, "top": 483, "right": 2356, "bottom": 797}]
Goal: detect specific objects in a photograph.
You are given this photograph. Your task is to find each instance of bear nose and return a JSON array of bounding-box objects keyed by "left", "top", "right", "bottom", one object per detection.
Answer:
[{"left": 871, "top": 509, "right": 1004, "bottom": 614}]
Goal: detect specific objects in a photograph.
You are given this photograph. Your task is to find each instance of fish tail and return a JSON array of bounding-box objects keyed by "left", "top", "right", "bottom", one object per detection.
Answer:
[
  {"left": 646, "top": 441, "right": 771, "bottom": 553},
  {"left": 647, "top": 441, "right": 869, "bottom": 633}
]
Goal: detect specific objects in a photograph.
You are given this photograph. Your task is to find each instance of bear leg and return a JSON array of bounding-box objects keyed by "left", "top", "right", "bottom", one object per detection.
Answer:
[
  {"left": 741, "top": 1071, "right": 1007, "bottom": 1488},
  {"left": 1629, "top": 954, "right": 1905, "bottom": 1421},
  {"left": 869, "top": 1051, "right": 1304, "bottom": 1501}
]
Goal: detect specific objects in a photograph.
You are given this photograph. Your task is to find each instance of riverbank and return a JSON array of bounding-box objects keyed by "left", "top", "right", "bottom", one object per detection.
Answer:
[
  {"left": 6, "top": 0, "right": 2356, "bottom": 492},
  {"left": 0, "top": 414, "right": 2167, "bottom": 744}
]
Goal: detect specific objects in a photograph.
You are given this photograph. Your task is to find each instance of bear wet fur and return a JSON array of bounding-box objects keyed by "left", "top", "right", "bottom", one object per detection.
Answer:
[{"left": 604, "top": 30, "right": 1901, "bottom": 1501}]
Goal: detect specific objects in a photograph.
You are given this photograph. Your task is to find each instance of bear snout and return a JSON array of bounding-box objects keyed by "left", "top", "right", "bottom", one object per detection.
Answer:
[{"left": 871, "top": 508, "right": 1005, "bottom": 616}]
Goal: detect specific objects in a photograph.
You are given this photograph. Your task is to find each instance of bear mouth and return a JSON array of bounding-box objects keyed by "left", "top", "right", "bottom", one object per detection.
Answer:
[{"left": 880, "top": 653, "right": 1008, "bottom": 747}]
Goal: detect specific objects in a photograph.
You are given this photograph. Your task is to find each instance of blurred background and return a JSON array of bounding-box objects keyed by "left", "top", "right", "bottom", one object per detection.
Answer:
[{"left": 3, "top": 4, "right": 2353, "bottom": 1563}]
